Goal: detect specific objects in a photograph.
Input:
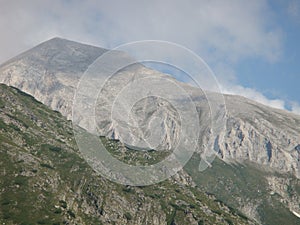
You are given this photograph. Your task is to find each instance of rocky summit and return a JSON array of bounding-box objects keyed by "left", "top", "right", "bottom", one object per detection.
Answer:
[{"left": 0, "top": 38, "right": 300, "bottom": 224}]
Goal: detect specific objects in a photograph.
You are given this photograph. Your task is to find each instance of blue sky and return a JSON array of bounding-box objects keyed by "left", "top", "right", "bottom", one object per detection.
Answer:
[
  {"left": 235, "top": 0, "right": 300, "bottom": 111},
  {"left": 0, "top": 0, "right": 299, "bottom": 113}
]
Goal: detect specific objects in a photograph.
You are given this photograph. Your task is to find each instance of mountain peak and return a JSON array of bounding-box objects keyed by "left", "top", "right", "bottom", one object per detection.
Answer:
[
  {"left": 37, "top": 37, "right": 102, "bottom": 49},
  {"left": 0, "top": 37, "right": 107, "bottom": 74},
  {"left": 38, "top": 37, "right": 77, "bottom": 46},
  {"left": 46, "top": 36, "right": 69, "bottom": 41}
]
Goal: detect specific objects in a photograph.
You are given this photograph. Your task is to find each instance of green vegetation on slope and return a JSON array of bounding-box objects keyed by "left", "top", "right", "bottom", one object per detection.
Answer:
[{"left": 185, "top": 155, "right": 300, "bottom": 225}]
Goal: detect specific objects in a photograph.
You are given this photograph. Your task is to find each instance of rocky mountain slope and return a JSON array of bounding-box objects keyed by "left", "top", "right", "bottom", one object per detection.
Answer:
[
  {"left": 0, "top": 37, "right": 299, "bottom": 177},
  {"left": 0, "top": 38, "right": 300, "bottom": 224},
  {"left": 185, "top": 155, "right": 300, "bottom": 225},
  {"left": 0, "top": 83, "right": 254, "bottom": 225}
]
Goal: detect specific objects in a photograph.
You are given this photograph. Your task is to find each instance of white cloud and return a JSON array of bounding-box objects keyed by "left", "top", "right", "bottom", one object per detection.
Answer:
[
  {"left": 287, "top": 0, "right": 300, "bottom": 19},
  {"left": 89, "top": 0, "right": 282, "bottom": 62},
  {"left": 213, "top": 63, "right": 299, "bottom": 114},
  {"left": 0, "top": 0, "right": 282, "bottom": 64},
  {"left": 220, "top": 83, "right": 286, "bottom": 110},
  {"left": 291, "top": 102, "right": 300, "bottom": 114}
]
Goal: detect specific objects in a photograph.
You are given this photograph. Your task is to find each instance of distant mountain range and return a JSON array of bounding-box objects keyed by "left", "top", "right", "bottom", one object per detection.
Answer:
[{"left": 0, "top": 38, "right": 299, "bottom": 224}]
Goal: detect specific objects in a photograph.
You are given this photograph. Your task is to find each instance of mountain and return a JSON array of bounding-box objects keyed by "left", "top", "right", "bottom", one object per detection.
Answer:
[
  {"left": 0, "top": 37, "right": 300, "bottom": 224},
  {"left": 0, "top": 37, "right": 299, "bottom": 175},
  {"left": 0, "top": 83, "right": 254, "bottom": 224}
]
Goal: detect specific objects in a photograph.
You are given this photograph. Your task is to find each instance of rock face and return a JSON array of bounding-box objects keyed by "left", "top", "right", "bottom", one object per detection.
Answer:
[
  {"left": 220, "top": 95, "right": 300, "bottom": 177},
  {"left": 0, "top": 37, "right": 299, "bottom": 180}
]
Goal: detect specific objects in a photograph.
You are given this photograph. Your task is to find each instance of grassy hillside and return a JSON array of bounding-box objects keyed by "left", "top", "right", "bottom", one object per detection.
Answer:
[{"left": 185, "top": 155, "right": 300, "bottom": 225}]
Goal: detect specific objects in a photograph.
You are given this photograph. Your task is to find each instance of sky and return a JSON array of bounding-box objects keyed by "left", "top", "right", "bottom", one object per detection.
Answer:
[{"left": 0, "top": 0, "right": 299, "bottom": 114}]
